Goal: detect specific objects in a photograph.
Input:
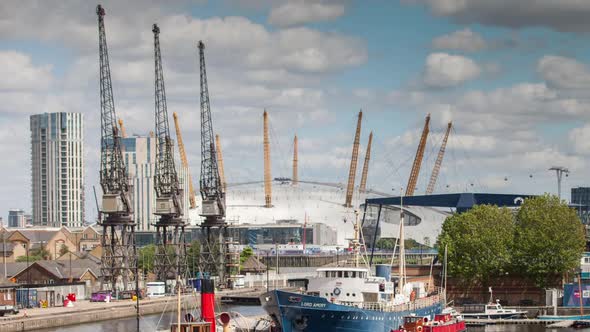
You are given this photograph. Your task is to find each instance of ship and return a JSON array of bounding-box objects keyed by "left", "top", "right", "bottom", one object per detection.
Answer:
[{"left": 261, "top": 208, "right": 446, "bottom": 332}]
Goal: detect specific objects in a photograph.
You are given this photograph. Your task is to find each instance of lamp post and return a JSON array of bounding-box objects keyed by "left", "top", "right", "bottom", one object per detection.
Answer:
[
  {"left": 25, "top": 243, "right": 29, "bottom": 308},
  {"left": 578, "top": 267, "right": 584, "bottom": 319}
]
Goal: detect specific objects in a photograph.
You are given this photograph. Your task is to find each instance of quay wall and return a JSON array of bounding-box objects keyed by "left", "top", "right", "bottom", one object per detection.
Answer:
[{"left": 0, "top": 297, "right": 196, "bottom": 332}]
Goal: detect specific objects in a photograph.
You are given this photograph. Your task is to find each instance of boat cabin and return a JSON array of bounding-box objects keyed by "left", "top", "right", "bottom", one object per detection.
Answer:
[{"left": 307, "top": 267, "right": 394, "bottom": 306}]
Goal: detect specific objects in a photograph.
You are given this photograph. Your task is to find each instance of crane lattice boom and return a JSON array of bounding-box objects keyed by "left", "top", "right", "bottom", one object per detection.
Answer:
[
  {"left": 97, "top": 4, "right": 131, "bottom": 212},
  {"left": 153, "top": 24, "right": 181, "bottom": 212},
  {"left": 198, "top": 41, "right": 225, "bottom": 221}
]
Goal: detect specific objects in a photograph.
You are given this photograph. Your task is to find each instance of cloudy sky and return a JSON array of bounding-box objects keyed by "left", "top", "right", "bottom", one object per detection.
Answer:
[{"left": 1, "top": 0, "right": 590, "bottom": 221}]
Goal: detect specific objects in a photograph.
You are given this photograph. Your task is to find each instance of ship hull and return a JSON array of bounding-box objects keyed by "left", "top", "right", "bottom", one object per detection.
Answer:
[{"left": 261, "top": 290, "right": 443, "bottom": 332}]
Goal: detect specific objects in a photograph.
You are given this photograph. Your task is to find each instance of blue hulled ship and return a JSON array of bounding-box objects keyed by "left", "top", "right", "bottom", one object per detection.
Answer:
[{"left": 261, "top": 266, "right": 444, "bottom": 332}]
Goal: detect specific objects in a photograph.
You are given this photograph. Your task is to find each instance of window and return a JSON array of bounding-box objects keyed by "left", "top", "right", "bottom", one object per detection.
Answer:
[{"left": 337, "top": 271, "right": 342, "bottom": 278}]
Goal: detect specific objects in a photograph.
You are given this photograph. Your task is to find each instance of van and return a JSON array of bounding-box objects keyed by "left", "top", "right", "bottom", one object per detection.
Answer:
[{"left": 146, "top": 282, "right": 166, "bottom": 298}]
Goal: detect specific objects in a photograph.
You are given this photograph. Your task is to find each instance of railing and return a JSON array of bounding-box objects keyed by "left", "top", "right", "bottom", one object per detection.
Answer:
[{"left": 341, "top": 288, "right": 445, "bottom": 313}]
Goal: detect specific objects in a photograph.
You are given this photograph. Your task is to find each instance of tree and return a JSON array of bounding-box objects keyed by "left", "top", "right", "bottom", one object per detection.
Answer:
[
  {"left": 138, "top": 244, "right": 155, "bottom": 272},
  {"left": 187, "top": 241, "right": 201, "bottom": 276},
  {"left": 59, "top": 244, "right": 70, "bottom": 257},
  {"left": 513, "top": 194, "right": 586, "bottom": 287},
  {"left": 240, "top": 246, "right": 254, "bottom": 264},
  {"left": 437, "top": 205, "right": 514, "bottom": 282},
  {"left": 376, "top": 238, "right": 395, "bottom": 250},
  {"left": 16, "top": 247, "right": 51, "bottom": 262}
]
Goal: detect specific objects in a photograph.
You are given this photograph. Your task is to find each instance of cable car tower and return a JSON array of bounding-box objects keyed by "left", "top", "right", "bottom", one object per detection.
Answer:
[
  {"left": 151, "top": 24, "right": 187, "bottom": 283},
  {"left": 96, "top": 4, "right": 136, "bottom": 292}
]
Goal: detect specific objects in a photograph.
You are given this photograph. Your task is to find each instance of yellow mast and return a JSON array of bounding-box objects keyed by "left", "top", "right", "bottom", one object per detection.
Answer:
[
  {"left": 345, "top": 111, "right": 362, "bottom": 207},
  {"left": 263, "top": 110, "right": 272, "bottom": 208},
  {"left": 426, "top": 122, "right": 452, "bottom": 195},
  {"left": 215, "top": 134, "right": 226, "bottom": 193},
  {"left": 406, "top": 114, "right": 430, "bottom": 196},
  {"left": 118, "top": 118, "right": 127, "bottom": 138},
  {"left": 172, "top": 112, "right": 196, "bottom": 209},
  {"left": 359, "top": 131, "right": 373, "bottom": 194}
]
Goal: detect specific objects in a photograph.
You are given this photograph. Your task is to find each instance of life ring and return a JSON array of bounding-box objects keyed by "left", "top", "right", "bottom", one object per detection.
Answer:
[
  {"left": 333, "top": 288, "right": 341, "bottom": 296},
  {"left": 416, "top": 326, "right": 423, "bottom": 332}
]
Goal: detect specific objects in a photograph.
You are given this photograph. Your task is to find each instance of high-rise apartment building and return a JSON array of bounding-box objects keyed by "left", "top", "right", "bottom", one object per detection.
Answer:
[
  {"left": 122, "top": 135, "right": 191, "bottom": 231},
  {"left": 572, "top": 187, "right": 590, "bottom": 224},
  {"left": 30, "top": 112, "right": 84, "bottom": 227},
  {"left": 8, "top": 209, "right": 25, "bottom": 228}
]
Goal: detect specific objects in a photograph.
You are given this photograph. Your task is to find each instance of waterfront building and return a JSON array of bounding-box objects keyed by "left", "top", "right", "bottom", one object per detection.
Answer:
[
  {"left": 7, "top": 210, "right": 25, "bottom": 228},
  {"left": 0, "top": 226, "right": 100, "bottom": 261},
  {"left": 30, "top": 112, "right": 84, "bottom": 228},
  {"left": 121, "top": 135, "right": 191, "bottom": 231},
  {"left": 572, "top": 187, "right": 590, "bottom": 224}
]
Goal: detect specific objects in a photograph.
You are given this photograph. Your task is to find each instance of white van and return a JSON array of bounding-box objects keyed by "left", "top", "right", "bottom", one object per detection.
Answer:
[{"left": 146, "top": 282, "right": 166, "bottom": 298}]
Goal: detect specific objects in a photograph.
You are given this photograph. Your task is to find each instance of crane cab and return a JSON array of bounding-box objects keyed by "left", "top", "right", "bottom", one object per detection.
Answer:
[{"left": 102, "top": 194, "right": 126, "bottom": 213}]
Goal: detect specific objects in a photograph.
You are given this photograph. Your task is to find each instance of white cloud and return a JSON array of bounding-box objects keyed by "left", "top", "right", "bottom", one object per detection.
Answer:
[
  {"left": 537, "top": 55, "right": 590, "bottom": 90},
  {"left": 411, "top": 0, "right": 590, "bottom": 32},
  {"left": 268, "top": 1, "right": 346, "bottom": 27},
  {"left": 422, "top": 53, "right": 481, "bottom": 88},
  {"left": 432, "top": 28, "right": 487, "bottom": 52},
  {"left": 569, "top": 124, "right": 590, "bottom": 155},
  {"left": 0, "top": 51, "right": 53, "bottom": 91}
]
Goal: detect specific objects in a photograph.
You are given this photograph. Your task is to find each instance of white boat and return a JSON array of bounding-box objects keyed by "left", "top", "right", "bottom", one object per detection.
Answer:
[{"left": 460, "top": 300, "right": 527, "bottom": 319}]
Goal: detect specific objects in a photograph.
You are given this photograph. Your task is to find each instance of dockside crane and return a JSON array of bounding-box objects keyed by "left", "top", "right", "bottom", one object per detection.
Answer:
[
  {"left": 426, "top": 122, "right": 452, "bottom": 195},
  {"left": 198, "top": 41, "right": 232, "bottom": 284},
  {"left": 96, "top": 4, "right": 136, "bottom": 292},
  {"left": 152, "top": 24, "right": 187, "bottom": 283},
  {"left": 405, "top": 114, "right": 430, "bottom": 196},
  {"left": 173, "top": 112, "right": 197, "bottom": 209}
]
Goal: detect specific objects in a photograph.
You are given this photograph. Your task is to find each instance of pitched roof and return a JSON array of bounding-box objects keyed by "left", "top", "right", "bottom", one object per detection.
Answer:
[
  {"left": 14, "top": 230, "right": 59, "bottom": 243},
  {"left": 3, "top": 263, "right": 30, "bottom": 278},
  {"left": 15, "top": 258, "right": 102, "bottom": 280},
  {"left": 241, "top": 255, "right": 267, "bottom": 272}
]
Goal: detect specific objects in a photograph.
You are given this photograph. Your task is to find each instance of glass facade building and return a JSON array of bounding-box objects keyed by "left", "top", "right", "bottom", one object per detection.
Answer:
[
  {"left": 30, "top": 112, "right": 84, "bottom": 227},
  {"left": 122, "top": 135, "right": 191, "bottom": 231},
  {"left": 572, "top": 187, "right": 590, "bottom": 224}
]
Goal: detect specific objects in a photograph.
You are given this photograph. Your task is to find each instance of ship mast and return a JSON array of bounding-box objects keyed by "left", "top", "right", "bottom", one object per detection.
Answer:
[
  {"left": 352, "top": 210, "right": 360, "bottom": 268},
  {"left": 398, "top": 189, "right": 407, "bottom": 294}
]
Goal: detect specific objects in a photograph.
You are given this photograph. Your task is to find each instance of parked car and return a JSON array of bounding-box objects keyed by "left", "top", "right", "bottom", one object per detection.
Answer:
[
  {"left": 90, "top": 291, "right": 112, "bottom": 302},
  {"left": 0, "top": 305, "right": 19, "bottom": 316}
]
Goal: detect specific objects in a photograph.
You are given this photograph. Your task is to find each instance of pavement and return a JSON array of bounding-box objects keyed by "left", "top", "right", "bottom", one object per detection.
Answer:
[{"left": 0, "top": 287, "right": 262, "bottom": 322}]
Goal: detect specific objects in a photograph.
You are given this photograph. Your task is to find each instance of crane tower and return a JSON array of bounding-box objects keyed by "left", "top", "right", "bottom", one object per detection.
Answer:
[
  {"left": 152, "top": 24, "right": 187, "bottom": 283},
  {"left": 198, "top": 41, "right": 232, "bottom": 285},
  {"left": 96, "top": 4, "right": 136, "bottom": 292}
]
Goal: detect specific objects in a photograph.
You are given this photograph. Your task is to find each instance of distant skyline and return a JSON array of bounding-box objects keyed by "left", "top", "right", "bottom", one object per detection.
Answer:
[{"left": 1, "top": 1, "right": 590, "bottom": 221}]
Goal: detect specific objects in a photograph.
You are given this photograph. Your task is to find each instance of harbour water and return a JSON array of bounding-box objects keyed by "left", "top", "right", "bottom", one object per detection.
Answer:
[
  {"left": 31, "top": 305, "right": 265, "bottom": 332},
  {"left": 30, "top": 304, "right": 583, "bottom": 332}
]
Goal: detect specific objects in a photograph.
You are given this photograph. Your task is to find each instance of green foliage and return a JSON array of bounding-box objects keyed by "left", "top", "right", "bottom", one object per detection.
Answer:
[
  {"left": 376, "top": 238, "right": 395, "bottom": 250},
  {"left": 187, "top": 241, "right": 201, "bottom": 276},
  {"left": 437, "top": 205, "right": 515, "bottom": 282},
  {"left": 240, "top": 246, "right": 254, "bottom": 264},
  {"left": 437, "top": 195, "right": 586, "bottom": 287},
  {"left": 16, "top": 246, "right": 51, "bottom": 262},
  {"left": 375, "top": 238, "right": 427, "bottom": 250},
  {"left": 59, "top": 244, "right": 70, "bottom": 257},
  {"left": 513, "top": 194, "right": 586, "bottom": 287},
  {"left": 138, "top": 244, "right": 155, "bottom": 272}
]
